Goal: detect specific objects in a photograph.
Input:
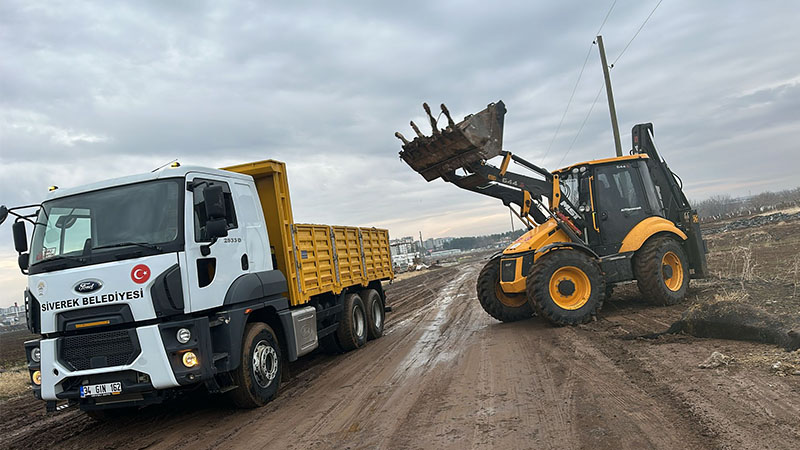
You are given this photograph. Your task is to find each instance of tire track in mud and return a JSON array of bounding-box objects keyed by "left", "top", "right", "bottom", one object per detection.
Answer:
[{"left": 3, "top": 262, "right": 799, "bottom": 449}]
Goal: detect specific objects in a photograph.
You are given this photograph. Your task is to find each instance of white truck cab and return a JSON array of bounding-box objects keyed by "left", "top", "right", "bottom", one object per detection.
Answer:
[{"left": 1, "top": 161, "right": 393, "bottom": 415}]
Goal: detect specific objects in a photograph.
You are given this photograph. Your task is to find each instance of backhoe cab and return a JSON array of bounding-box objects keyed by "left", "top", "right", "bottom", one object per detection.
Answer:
[{"left": 396, "top": 101, "right": 707, "bottom": 325}]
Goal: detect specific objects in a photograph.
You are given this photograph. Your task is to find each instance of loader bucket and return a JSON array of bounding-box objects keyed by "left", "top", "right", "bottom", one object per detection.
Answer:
[{"left": 396, "top": 101, "right": 506, "bottom": 182}]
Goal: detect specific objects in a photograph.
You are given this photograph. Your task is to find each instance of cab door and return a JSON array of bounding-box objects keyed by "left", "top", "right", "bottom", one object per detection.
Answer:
[
  {"left": 591, "top": 162, "right": 650, "bottom": 255},
  {"left": 184, "top": 173, "right": 248, "bottom": 312}
]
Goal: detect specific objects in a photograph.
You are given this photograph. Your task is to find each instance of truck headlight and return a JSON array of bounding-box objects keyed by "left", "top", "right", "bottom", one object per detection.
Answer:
[
  {"left": 182, "top": 351, "right": 198, "bottom": 368},
  {"left": 176, "top": 328, "right": 191, "bottom": 344},
  {"left": 31, "top": 347, "right": 41, "bottom": 363}
]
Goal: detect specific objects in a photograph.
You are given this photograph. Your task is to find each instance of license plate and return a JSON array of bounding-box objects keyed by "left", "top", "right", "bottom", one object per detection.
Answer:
[{"left": 80, "top": 382, "right": 122, "bottom": 398}]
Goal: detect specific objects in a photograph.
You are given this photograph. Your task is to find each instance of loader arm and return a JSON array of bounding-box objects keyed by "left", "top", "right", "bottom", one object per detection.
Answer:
[
  {"left": 395, "top": 101, "right": 571, "bottom": 228},
  {"left": 441, "top": 151, "right": 554, "bottom": 225}
]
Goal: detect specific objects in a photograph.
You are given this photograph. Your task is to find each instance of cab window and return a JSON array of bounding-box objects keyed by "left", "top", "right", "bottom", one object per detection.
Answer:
[{"left": 595, "top": 165, "right": 642, "bottom": 211}]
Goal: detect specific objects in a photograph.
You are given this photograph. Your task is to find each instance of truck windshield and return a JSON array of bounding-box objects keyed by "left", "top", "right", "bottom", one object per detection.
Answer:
[{"left": 29, "top": 179, "right": 182, "bottom": 272}]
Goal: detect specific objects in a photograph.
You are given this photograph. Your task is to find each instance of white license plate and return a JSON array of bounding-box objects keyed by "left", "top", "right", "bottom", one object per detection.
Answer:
[{"left": 80, "top": 382, "right": 122, "bottom": 398}]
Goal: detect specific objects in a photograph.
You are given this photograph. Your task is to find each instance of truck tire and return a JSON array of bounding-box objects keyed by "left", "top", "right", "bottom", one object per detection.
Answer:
[
  {"left": 228, "top": 322, "right": 282, "bottom": 408},
  {"left": 476, "top": 256, "right": 533, "bottom": 322},
  {"left": 361, "top": 289, "right": 384, "bottom": 340},
  {"left": 634, "top": 236, "right": 689, "bottom": 305},
  {"left": 527, "top": 250, "right": 605, "bottom": 325},
  {"left": 337, "top": 293, "right": 367, "bottom": 351}
]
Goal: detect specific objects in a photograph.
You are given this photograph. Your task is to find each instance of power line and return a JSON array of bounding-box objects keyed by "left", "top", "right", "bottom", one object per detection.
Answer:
[
  {"left": 540, "top": 0, "right": 616, "bottom": 165},
  {"left": 559, "top": 0, "right": 665, "bottom": 166},
  {"left": 611, "top": 0, "right": 664, "bottom": 67},
  {"left": 558, "top": 84, "right": 604, "bottom": 167}
]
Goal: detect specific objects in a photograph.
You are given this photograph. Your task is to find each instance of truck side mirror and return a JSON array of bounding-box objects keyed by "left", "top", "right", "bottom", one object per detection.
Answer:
[
  {"left": 12, "top": 221, "right": 28, "bottom": 253},
  {"left": 18, "top": 253, "right": 29, "bottom": 272},
  {"left": 204, "top": 185, "right": 226, "bottom": 220},
  {"left": 0, "top": 205, "right": 8, "bottom": 225},
  {"left": 206, "top": 217, "right": 228, "bottom": 239}
]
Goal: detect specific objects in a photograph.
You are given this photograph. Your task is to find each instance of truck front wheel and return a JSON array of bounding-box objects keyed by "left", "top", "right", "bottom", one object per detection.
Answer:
[{"left": 229, "top": 322, "right": 282, "bottom": 408}]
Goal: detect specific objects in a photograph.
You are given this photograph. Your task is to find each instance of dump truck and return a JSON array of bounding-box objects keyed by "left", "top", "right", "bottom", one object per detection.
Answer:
[
  {"left": 0, "top": 159, "right": 393, "bottom": 417},
  {"left": 396, "top": 101, "right": 707, "bottom": 325}
]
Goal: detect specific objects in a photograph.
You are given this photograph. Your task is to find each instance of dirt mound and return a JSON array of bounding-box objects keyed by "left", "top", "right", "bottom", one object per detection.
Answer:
[
  {"left": 704, "top": 211, "right": 800, "bottom": 235},
  {"left": 666, "top": 301, "right": 800, "bottom": 350}
]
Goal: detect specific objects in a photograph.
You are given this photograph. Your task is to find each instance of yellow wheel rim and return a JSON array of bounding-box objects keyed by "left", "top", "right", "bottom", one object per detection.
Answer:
[
  {"left": 495, "top": 283, "right": 527, "bottom": 308},
  {"left": 548, "top": 266, "right": 591, "bottom": 310},
  {"left": 662, "top": 251, "right": 684, "bottom": 292}
]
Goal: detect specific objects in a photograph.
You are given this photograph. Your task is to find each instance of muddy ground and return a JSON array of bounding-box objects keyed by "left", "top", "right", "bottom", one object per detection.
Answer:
[{"left": 1, "top": 219, "right": 799, "bottom": 449}]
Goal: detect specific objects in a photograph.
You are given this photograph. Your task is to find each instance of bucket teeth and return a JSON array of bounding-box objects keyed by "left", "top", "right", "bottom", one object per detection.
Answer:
[
  {"left": 441, "top": 104, "right": 455, "bottom": 128},
  {"left": 394, "top": 132, "right": 410, "bottom": 145},
  {"left": 396, "top": 100, "right": 507, "bottom": 182},
  {"left": 409, "top": 120, "right": 425, "bottom": 138},
  {"left": 423, "top": 103, "right": 440, "bottom": 135}
]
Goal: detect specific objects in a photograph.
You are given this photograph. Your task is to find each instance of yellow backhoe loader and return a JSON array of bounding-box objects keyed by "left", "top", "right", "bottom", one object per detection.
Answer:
[{"left": 395, "top": 101, "right": 707, "bottom": 325}]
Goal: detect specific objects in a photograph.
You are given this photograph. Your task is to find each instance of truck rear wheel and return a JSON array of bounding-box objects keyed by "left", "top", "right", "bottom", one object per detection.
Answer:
[
  {"left": 361, "top": 289, "right": 384, "bottom": 340},
  {"left": 476, "top": 256, "right": 533, "bottom": 322},
  {"left": 337, "top": 293, "right": 367, "bottom": 351},
  {"left": 229, "top": 322, "right": 282, "bottom": 408},
  {"left": 634, "top": 236, "right": 689, "bottom": 305},
  {"left": 527, "top": 250, "right": 604, "bottom": 325}
]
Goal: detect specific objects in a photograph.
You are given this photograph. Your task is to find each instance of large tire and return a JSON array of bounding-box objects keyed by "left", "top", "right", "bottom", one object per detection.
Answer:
[
  {"left": 476, "top": 256, "right": 534, "bottom": 322},
  {"left": 527, "top": 250, "right": 605, "bottom": 325},
  {"left": 634, "top": 236, "right": 689, "bottom": 305},
  {"left": 361, "top": 289, "right": 385, "bottom": 340},
  {"left": 228, "top": 322, "right": 282, "bottom": 408},
  {"left": 336, "top": 293, "right": 367, "bottom": 351}
]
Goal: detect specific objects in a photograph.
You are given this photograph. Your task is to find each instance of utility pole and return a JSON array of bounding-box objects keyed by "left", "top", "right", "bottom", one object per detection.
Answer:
[{"left": 596, "top": 35, "right": 623, "bottom": 157}]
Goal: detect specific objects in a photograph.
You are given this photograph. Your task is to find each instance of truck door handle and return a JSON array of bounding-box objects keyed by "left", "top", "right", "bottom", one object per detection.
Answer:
[{"left": 241, "top": 254, "right": 249, "bottom": 271}]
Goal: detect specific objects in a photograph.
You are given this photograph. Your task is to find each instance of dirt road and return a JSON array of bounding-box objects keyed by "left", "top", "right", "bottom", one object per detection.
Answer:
[{"left": 2, "top": 262, "right": 799, "bottom": 449}]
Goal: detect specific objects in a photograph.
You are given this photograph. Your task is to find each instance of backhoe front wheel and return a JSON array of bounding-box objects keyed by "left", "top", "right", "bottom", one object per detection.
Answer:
[
  {"left": 476, "top": 256, "right": 534, "bottom": 322},
  {"left": 634, "top": 237, "right": 689, "bottom": 305},
  {"left": 527, "top": 250, "right": 604, "bottom": 325}
]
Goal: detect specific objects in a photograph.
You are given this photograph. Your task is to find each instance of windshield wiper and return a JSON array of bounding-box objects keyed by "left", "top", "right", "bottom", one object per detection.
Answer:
[
  {"left": 93, "top": 242, "right": 163, "bottom": 252},
  {"left": 32, "top": 254, "right": 88, "bottom": 266}
]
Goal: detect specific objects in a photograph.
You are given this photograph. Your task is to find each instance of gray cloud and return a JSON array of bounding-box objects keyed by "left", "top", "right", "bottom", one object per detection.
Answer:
[{"left": 1, "top": 0, "right": 799, "bottom": 305}]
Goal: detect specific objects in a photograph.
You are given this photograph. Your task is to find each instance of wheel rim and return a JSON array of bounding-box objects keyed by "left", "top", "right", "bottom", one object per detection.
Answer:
[
  {"left": 662, "top": 251, "right": 684, "bottom": 292},
  {"left": 372, "top": 300, "right": 383, "bottom": 329},
  {"left": 494, "top": 283, "right": 527, "bottom": 307},
  {"left": 252, "top": 340, "right": 278, "bottom": 388},
  {"left": 353, "top": 304, "right": 365, "bottom": 338},
  {"left": 548, "top": 266, "right": 591, "bottom": 310}
]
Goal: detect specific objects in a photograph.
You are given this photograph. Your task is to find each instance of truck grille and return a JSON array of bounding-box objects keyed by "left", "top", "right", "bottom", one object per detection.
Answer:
[{"left": 59, "top": 329, "right": 140, "bottom": 371}]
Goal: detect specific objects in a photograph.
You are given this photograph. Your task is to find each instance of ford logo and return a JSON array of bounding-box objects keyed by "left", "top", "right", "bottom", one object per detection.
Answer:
[{"left": 74, "top": 280, "right": 103, "bottom": 294}]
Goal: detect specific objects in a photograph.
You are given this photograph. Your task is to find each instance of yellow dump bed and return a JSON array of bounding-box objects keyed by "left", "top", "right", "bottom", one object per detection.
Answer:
[{"left": 222, "top": 160, "right": 393, "bottom": 306}]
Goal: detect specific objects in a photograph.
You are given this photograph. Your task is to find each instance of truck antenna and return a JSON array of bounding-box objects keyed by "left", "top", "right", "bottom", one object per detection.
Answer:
[{"left": 152, "top": 159, "right": 179, "bottom": 172}]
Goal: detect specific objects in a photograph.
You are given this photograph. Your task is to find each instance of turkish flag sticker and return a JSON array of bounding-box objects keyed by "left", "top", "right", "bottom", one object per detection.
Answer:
[{"left": 131, "top": 264, "right": 151, "bottom": 284}]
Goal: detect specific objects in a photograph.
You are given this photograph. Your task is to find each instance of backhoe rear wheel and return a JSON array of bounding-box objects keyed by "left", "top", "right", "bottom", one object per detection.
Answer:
[
  {"left": 527, "top": 250, "right": 604, "bottom": 326},
  {"left": 634, "top": 236, "right": 689, "bottom": 305},
  {"left": 476, "top": 256, "right": 533, "bottom": 322}
]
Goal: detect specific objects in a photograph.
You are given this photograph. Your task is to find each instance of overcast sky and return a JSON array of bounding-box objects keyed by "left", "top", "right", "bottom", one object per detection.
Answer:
[{"left": 1, "top": 1, "right": 799, "bottom": 306}]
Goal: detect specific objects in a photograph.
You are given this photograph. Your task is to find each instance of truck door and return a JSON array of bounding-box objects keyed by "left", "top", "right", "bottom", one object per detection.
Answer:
[
  {"left": 184, "top": 174, "right": 248, "bottom": 312},
  {"left": 591, "top": 162, "right": 649, "bottom": 255}
]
